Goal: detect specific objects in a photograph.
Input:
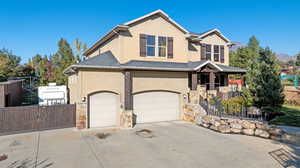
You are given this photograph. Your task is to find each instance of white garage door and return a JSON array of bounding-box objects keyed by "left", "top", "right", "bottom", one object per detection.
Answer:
[
  {"left": 133, "top": 91, "right": 180, "bottom": 123},
  {"left": 89, "top": 92, "right": 118, "bottom": 128}
]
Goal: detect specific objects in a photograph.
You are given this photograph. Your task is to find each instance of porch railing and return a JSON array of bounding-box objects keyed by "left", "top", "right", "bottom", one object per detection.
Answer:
[
  {"left": 199, "top": 96, "right": 267, "bottom": 121},
  {"left": 217, "top": 91, "right": 241, "bottom": 100}
]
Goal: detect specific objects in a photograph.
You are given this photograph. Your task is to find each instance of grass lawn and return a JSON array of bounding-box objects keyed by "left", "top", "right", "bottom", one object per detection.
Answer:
[{"left": 270, "top": 105, "right": 300, "bottom": 127}]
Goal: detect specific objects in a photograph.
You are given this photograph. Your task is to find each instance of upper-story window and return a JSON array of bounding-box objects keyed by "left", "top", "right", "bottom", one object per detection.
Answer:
[
  {"left": 140, "top": 34, "right": 173, "bottom": 58},
  {"left": 158, "top": 37, "right": 167, "bottom": 57},
  {"left": 201, "top": 43, "right": 225, "bottom": 63},
  {"left": 214, "top": 45, "right": 220, "bottom": 62},
  {"left": 205, "top": 44, "right": 212, "bottom": 60},
  {"left": 146, "top": 35, "right": 155, "bottom": 56}
]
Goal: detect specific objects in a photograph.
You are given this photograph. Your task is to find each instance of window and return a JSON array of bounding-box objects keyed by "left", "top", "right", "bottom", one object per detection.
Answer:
[
  {"left": 146, "top": 35, "right": 155, "bottom": 56},
  {"left": 205, "top": 44, "right": 212, "bottom": 60},
  {"left": 214, "top": 45, "right": 220, "bottom": 61},
  {"left": 158, "top": 36, "right": 167, "bottom": 57},
  {"left": 140, "top": 34, "right": 173, "bottom": 58}
]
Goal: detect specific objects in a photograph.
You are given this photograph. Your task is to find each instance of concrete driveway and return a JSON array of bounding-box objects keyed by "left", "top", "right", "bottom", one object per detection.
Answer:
[{"left": 0, "top": 121, "right": 299, "bottom": 168}]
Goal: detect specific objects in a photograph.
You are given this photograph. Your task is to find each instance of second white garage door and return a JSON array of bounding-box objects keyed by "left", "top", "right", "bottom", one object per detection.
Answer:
[
  {"left": 89, "top": 92, "right": 118, "bottom": 128},
  {"left": 133, "top": 91, "right": 180, "bottom": 123}
]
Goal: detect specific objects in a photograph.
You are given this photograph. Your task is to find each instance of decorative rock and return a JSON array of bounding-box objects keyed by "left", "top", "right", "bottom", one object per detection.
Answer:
[
  {"left": 202, "top": 116, "right": 211, "bottom": 123},
  {"left": 242, "top": 129, "right": 255, "bottom": 135},
  {"left": 220, "top": 120, "right": 227, "bottom": 125},
  {"left": 255, "top": 123, "right": 269, "bottom": 130},
  {"left": 195, "top": 115, "right": 203, "bottom": 125},
  {"left": 255, "top": 129, "right": 270, "bottom": 138},
  {"left": 202, "top": 123, "right": 210, "bottom": 128},
  {"left": 218, "top": 125, "right": 231, "bottom": 133},
  {"left": 268, "top": 128, "right": 284, "bottom": 136},
  {"left": 210, "top": 125, "right": 219, "bottom": 131},
  {"left": 230, "top": 123, "right": 242, "bottom": 129},
  {"left": 241, "top": 121, "right": 256, "bottom": 129},
  {"left": 231, "top": 128, "right": 242, "bottom": 134},
  {"left": 213, "top": 121, "right": 221, "bottom": 127}
]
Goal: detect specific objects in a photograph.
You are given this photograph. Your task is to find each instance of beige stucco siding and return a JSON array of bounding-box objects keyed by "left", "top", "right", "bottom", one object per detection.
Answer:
[
  {"left": 132, "top": 71, "right": 189, "bottom": 94},
  {"left": 188, "top": 42, "right": 201, "bottom": 62},
  {"left": 120, "top": 15, "right": 188, "bottom": 64},
  {"left": 200, "top": 34, "right": 229, "bottom": 65},
  {"left": 79, "top": 69, "right": 124, "bottom": 98},
  {"left": 88, "top": 34, "right": 122, "bottom": 62},
  {"left": 68, "top": 74, "right": 79, "bottom": 104}
]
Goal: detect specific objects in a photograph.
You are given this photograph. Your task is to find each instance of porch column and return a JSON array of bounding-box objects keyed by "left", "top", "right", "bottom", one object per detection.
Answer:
[
  {"left": 224, "top": 74, "right": 229, "bottom": 86},
  {"left": 241, "top": 75, "right": 246, "bottom": 86},
  {"left": 209, "top": 72, "right": 215, "bottom": 90},
  {"left": 124, "top": 71, "right": 133, "bottom": 110},
  {"left": 191, "top": 72, "right": 197, "bottom": 90}
]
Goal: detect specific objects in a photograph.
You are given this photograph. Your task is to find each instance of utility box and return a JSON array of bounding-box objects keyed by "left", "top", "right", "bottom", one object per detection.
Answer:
[{"left": 38, "top": 83, "right": 68, "bottom": 106}]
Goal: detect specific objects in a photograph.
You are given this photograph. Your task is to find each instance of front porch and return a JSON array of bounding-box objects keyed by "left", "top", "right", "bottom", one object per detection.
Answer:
[{"left": 188, "top": 62, "right": 246, "bottom": 101}]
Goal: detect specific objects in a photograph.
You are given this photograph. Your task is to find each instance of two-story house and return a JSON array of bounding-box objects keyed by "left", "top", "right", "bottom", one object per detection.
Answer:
[{"left": 64, "top": 10, "right": 246, "bottom": 128}]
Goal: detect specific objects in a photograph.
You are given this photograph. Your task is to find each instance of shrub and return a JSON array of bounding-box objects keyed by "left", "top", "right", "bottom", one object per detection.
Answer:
[{"left": 222, "top": 96, "right": 246, "bottom": 114}]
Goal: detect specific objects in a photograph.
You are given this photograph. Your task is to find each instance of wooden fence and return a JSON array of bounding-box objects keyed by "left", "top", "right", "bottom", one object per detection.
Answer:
[{"left": 0, "top": 104, "right": 76, "bottom": 135}]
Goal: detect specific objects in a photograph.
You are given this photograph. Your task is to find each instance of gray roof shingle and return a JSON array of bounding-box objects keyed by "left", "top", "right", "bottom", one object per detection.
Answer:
[
  {"left": 78, "top": 51, "right": 120, "bottom": 67},
  {"left": 66, "top": 52, "right": 246, "bottom": 73},
  {"left": 216, "top": 64, "right": 247, "bottom": 72}
]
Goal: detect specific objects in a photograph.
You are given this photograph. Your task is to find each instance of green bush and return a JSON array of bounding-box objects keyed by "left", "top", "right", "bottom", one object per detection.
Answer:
[{"left": 222, "top": 96, "right": 246, "bottom": 114}]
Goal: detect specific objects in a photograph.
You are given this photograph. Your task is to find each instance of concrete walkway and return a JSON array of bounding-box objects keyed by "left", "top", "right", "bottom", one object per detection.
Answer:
[{"left": 0, "top": 121, "right": 299, "bottom": 168}]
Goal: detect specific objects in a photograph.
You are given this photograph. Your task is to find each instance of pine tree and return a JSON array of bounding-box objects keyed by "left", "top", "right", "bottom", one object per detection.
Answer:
[
  {"left": 248, "top": 36, "right": 260, "bottom": 55},
  {"left": 52, "top": 38, "right": 76, "bottom": 85},
  {"left": 245, "top": 47, "right": 284, "bottom": 109},
  {"left": 229, "top": 36, "right": 260, "bottom": 68}
]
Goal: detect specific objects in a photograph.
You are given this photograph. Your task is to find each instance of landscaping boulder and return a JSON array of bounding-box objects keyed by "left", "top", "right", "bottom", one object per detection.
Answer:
[
  {"left": 241, "top": 121, "right": 256, "bottom": 129},
  {"left": 210, "top": 125, "right": 219, "bottom": 131},
  {"left": 230, "top": 123, "right": 242, "bottom": 129},
  {"left": 255, "top": 123, "right": 269, "bottom": 130},
  {"left": 242, "top": 129, "right": 255, "bottom": 135},
  {"left": 218, "top": 125, "right": 231, "bottom": 133},
  {"left": 231, "top": 128, "right": 242, "bottom": 134},
  {"left": 202, "top": 116, "right": 211, "bottom": 124},
  {"left": 202, "top": 123, "right": 210, "bottom": 128},
  {"left": 195, "top": 115, "right": 203, "bottom": 125},
  {"left": 213, "top": 120, "right": 221, "bottom": 127},
  {"left": 255, "top": 129, "right": 270, "bottom": 138}
]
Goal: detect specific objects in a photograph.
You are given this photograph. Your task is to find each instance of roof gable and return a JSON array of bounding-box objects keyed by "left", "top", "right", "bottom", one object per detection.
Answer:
[
  {"left": 124, "top": 9, "right": 188, "bottom": 34},
  {"left": 197, "top": 29, "right": 230, "bottom": 43}
]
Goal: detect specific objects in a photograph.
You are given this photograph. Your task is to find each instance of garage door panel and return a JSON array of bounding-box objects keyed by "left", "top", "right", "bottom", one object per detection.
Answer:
[
  {"left": 89, "top": 92, "right": 117, "bottom": 128},
  {"left": 133, "top": 91, "right": 180, "bottom": 123}
]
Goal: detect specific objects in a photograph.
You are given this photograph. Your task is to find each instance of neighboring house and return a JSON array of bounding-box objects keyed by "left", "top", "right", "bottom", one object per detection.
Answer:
[
  {"left": 0, "top": 80, "right": 23, "bottom": 107},
  {"left": 64, "top": 10, "right": 246, "bottom": 128}
]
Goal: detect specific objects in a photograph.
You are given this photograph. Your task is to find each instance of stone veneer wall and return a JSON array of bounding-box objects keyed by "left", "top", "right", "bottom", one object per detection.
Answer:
[{"left": 120, "top": 110, "right": 133, "bottom": 128}]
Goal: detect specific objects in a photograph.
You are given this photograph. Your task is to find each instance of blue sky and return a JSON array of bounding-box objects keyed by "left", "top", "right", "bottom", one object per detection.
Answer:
[{"left": 0, "top": 0, "right": 299, "bottom": 63}]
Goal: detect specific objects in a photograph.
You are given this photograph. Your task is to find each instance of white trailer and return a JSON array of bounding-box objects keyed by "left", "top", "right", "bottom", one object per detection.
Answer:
[{"left": 38, "top": 83, "right": 68, "bottom": 106}]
